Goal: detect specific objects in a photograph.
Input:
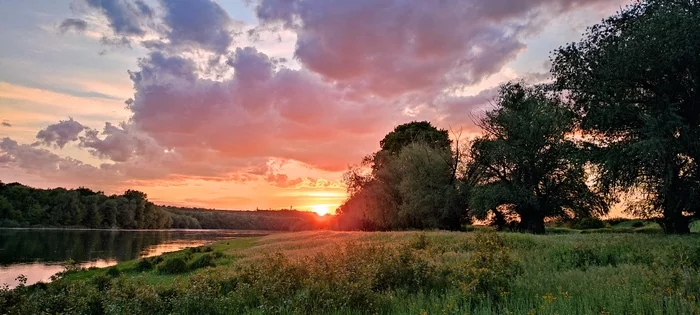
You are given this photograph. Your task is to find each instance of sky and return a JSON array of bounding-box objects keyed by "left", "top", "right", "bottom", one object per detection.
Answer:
[{"left": 0, "top": 0, "right": 629, "bottom": 214}]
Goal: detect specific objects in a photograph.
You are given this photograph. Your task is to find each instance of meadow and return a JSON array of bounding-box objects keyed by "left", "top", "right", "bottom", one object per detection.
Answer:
[{"left": 2, "top": 226, "right": 700, "bottom": 314}]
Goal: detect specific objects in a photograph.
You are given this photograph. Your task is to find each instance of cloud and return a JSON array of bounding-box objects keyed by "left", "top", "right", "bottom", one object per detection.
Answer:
[
  {"left": 255, "top": 0, "right": 613, "bottom": 98},
  {"left": 34, "top": 118, "right": 86, "bottom": 149},
  {"left": 13, "top": 0, "right": 623, "bottom": 193},
  {"left": 1, "top": 121, "right": 10, "bottom": 128},
  {"left": 82, "top": 0, "right": 155, "bottom": 37},
  {"left": 58, "top": 18, "right": 88, "bottom": 34},
  {"left": 159, "top": 0, "right": 237, "bottom": 54},
  {"left": 125, "top": 46, "right": 392, "bottom": 172},
  {"left": 79, "top": 122, "right": 162, "bottom": 162},
  {"left": 0, "top": 137, "right": 113, "bottom": 185},
  {"left": 69, "top": 0, "right": 238, "bottom": 55}
]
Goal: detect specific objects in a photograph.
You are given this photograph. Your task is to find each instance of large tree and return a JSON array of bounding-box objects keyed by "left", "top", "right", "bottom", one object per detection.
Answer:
[
  {"left": 470, "top": 83, "right": 609, "bottom": 234},
  {"left": 552, "top": 0, "right": 700, "bottom": 233},
  {"left": 338, "top": 121, "right": 473, "bottom": 230}
]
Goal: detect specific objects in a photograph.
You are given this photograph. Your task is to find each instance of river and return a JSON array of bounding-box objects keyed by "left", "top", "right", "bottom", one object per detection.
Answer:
[{"left": 0, "top": 228, "right": 267, "bottom": 288}]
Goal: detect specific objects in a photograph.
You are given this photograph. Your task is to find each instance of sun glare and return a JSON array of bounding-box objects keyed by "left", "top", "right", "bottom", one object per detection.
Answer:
[{"left": 311, "top": 204, "right": 331, "bottom": 216}]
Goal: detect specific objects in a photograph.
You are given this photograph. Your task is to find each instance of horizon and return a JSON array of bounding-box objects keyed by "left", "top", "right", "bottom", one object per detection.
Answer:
[{"left": 0, "top": 0, "right": 629, "bottom": 215}]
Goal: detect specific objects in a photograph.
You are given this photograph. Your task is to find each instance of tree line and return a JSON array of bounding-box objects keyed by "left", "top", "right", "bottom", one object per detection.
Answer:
[
  {"left": 0, "top": 182, "right": 326, "bottom": 231},
  {"left": 337, "top": 0, "right": 700, "bottom": 234}
]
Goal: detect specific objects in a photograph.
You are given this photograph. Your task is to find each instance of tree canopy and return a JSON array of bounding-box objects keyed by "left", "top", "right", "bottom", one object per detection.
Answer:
[
  {"left": 552, "top": 0, "right": 700, "bottom": 233},
  {"left": 0, "top": 182, "right": 329, "bottom": 231},
  {"left": 338, "top": 121, "right": 471, "bottom": 230},
  {"left": 469, "top": 83, "right": 609, "bottom": 234}
]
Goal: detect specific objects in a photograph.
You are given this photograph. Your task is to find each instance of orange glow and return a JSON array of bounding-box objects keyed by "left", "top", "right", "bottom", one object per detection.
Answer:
[{"left": 311, "top": 204, "right": 331, "bottom": 216}]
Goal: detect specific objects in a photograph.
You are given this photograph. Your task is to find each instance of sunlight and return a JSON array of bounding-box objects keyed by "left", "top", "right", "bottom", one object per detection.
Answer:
[{"left": 311, "top": 204, "right": 331, "bottom": 216}]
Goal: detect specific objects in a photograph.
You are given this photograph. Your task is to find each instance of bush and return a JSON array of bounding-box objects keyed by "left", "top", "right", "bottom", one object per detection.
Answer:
[
  {"left": 106, "top": 266, "right": 121, "bottom": 277},
  {"left": 451, "top": 232, "right": 521, "bottom": 302},
  {"left": 91, "top": 274, "right": 112, "bottom": 291},
  {"left": 572, "top": 217, "right": 606, "bottom": 230},
  {"left": 135, "top": 259, "right": 154, "bottom": 272},
  {"left": 189, "top": 253, "right": 216, "bottom": 270},
  {"left": 632, "top": 221, "right": 645, "bottom": 228},
  {"left": 149, "top": 256, "right": 163, "bottom": 265},
  {"left": 188, "top": 247, "right": 201, "bottom": 254},
  {"left": 157, "top": 257, "right": 189, "bottom": 274}
]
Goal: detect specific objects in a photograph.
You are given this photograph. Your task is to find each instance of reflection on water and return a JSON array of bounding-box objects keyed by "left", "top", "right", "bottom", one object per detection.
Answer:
[{"left": 0, "top": 229, "right": 266, "bottom": 288}]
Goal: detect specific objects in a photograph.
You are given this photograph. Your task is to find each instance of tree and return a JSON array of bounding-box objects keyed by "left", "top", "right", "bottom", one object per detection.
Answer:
[
  {"left": 551, "top": 0, "right": 700, "bottom": 233},
  {"left": 380, "top": 121, "right": 451, "bottom": 155},
  {"left": 470, "top": 83, "right": 609, "bottom": 234},
  {"left": 82, "top": 195, "right": 102, "bottom": 228},
  {"left": 338, "top": 121, "right": 473, "bottom": 230},
  {"left": 100, "top": 199, "right": 118, "bottom": 228},
  {"left": 392, "top": 142, "right": 472, "bottom": 230}
]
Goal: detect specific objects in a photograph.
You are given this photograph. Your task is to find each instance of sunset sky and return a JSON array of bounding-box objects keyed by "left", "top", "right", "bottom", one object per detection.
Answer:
[{"left": 0, "top": 0, "right": 629, "bottom": 214}]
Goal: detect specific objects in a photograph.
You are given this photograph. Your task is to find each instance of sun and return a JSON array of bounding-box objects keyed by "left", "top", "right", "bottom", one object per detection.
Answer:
[{"left": 311, "top": 204, "right": 330, "bottom": 216}]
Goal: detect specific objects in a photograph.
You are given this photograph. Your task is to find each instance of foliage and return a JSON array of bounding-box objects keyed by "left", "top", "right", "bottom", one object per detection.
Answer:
[
  {"left": 2, "top": 231, "right": 700, "bottom": 314},
  {"left": 157, "top": 257, "right": 189, "bottom": 274},
  {"left": 571, "top": 217, "right": 607, "bottom": 230},
  {"left": 551, "top": 0, "right": 700, "bottom": 233},
  {"left": 338, "top": 122, "right": 475, "bottom": 231},
  {"left": 189, "top": 253, "right": 217, "bottom": 270},
  {"left": 469, "top": 83, "right": 609, "bottom": 234},
  {"left": 0, "top": 182, "right": 171, "bottom": 229},
  {"left": 379, "top": 121, "right": 451, "bottom": 156},
  {"left": 135, "top": 258, "right": 154, "bottom": 272},
  {"left": 0, "top": 181, "right": 331, "bottom": 231}
]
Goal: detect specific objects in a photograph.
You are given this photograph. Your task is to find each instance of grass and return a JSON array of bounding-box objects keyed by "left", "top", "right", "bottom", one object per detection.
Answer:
[{"left": 2, "top": 231, "right": 700, "bottom": 314}]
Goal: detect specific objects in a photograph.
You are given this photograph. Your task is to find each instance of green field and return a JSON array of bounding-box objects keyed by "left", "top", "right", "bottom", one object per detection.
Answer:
[{"left": 2, "top": 229, "right": 700, "bottom": 314}]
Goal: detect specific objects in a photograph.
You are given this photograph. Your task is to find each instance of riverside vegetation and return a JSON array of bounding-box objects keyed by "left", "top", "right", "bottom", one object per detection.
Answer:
[{"left": 2, "top": 230, "right": 699, "bottom": 314}]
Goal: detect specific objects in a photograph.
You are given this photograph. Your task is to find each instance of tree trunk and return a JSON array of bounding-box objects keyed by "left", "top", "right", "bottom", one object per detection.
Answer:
[
  {"left": 517, "top": 211, "right": 546, "bottom": 234},
  {"left": 661, "top": 183, "right": 691, "bottom": 234},
  {"left": 661, "top": 212, "right": 690, "bottom": 234}
]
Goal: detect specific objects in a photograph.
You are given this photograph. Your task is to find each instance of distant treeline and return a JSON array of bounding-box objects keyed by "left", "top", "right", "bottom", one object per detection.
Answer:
[{"left": 0, "top": 182, "right": 328, "bottom": 231}]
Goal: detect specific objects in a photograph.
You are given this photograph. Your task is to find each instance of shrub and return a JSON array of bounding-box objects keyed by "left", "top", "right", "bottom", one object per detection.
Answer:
[
  {"left": 106, "top": 266, "right": 121, "bottom": 277},
  {"left": 149, "top": 256, "right": 164, "bottom": 265},
  {"left": 572, "top": 217, "right": 606, "bottom": 230},
  {"left": 189, "top": 247, "right": 201, "bottom": 254},
  {"left": 91, "top": 274, "right": 111, "bottom": 291},
  {"left": 157, "top": 257, "right": 189, "bottom": 274},
  {"left": 135, "top": 258, "right": 154, "bottom": 272},
  {"left": 451, "top": 232, "right": 521, "bottom": 302},
  {"left": 189, "top": 253, "right": 216, "bottom": 270}
]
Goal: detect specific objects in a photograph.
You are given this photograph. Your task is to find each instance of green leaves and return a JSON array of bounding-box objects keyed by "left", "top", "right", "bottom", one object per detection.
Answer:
[
  {"left": 470, "top": 83, "right": 608, "bottom": 233},
  {"left": 552, "top": 0, "right": 700, "bottom": 233}
]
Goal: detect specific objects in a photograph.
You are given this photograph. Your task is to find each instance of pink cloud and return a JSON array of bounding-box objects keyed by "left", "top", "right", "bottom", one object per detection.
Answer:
[{"left": 0, "top": 0, "right": 626, "bottom": 201}]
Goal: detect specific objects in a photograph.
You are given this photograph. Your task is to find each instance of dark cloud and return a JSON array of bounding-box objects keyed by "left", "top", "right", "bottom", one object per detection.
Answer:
[
  {"left": 83, "top": 0, "right": 155, "bottom": 37},
  {"left": 34, "top": 118, "right": 86, "bottom": 149},
  {"left": 58, "top": 18, "right": 88, "bottom": 33},
  {"left": 160, "top": 0, "right": 236, "bottom": 54}
]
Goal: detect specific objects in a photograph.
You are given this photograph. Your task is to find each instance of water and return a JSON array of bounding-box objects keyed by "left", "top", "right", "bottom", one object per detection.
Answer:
[{"left": 0, "top": 228, "right": 267, "bottom": 288}]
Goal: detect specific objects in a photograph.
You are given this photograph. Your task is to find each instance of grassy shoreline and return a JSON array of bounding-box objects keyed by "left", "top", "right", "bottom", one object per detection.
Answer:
[{"left": 3, "top": 231, "right": 700, "bottom": 314}]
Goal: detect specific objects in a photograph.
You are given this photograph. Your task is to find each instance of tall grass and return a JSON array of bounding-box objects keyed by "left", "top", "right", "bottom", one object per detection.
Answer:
[{"left": 2, "top": 231, "right": 699, "bottom": 314}]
